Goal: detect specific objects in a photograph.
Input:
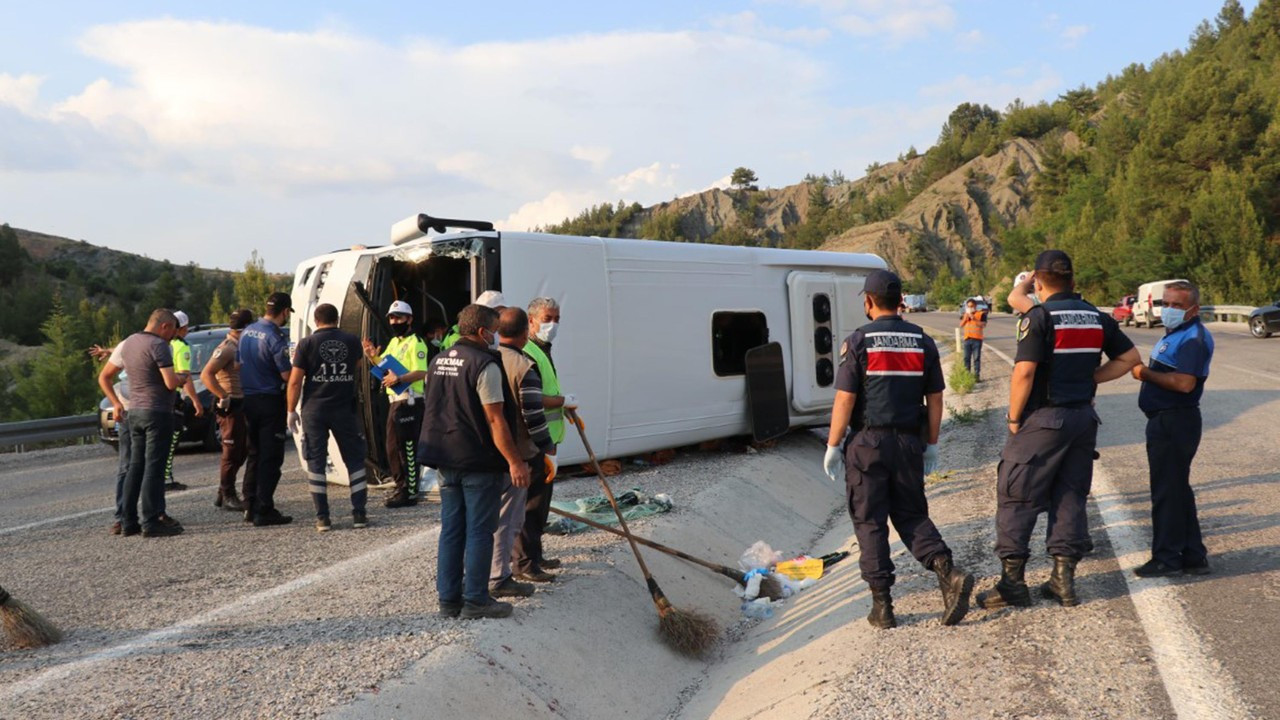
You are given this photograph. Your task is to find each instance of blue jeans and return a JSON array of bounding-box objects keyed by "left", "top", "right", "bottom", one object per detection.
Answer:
[
  {"left": 437, "top": 468, "right": 502, "bottom": 606},
  {"left": 123, "top": 409, "right": 174, "bottom": 531},
  {"left": 114, "top": 415, "right": 132, "bottom": 522},
  {"left": 963, "top": 338, "right": 982, "bottom": 379}
]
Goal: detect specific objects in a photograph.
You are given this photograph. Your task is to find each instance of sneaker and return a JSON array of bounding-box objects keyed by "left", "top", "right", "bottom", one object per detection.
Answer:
[
  {"left": 1182, "top": 557, "right": 1212, "bottom": 576},
  {"left": 164, "top": 481, "right": 188, "bottom": 492},
  {"left": 490, "top": 577, "right": 535, "bottom": 598},
  {"left": 515, "top": 570, "right": 556, "bottom": 584},
  {"left": 315, "top": 517, "right": 332, "bottom": 533},
  {"left": 384, "top": 493, "right": 418, "bottom": 509},
  {"left": 1134, "top": 559, "right": 1181, "bottom": 578},
  {"left": 438, "top": 601, "right": 463, "bottom": 619},
  {"left": 540, "top": 558, "right": 562, "bottom": 570},
  {"left": 352, "top": 511, "right": 368, "bottom": 529},
  {"left": 110, "top": 521, "right": 122, "bottom": 535},
  {"left": 460, "top": 600, "right": 514, "bottom": 619},
  {"left": 142, "top": 522, "right": 184, "bottom": 538}
]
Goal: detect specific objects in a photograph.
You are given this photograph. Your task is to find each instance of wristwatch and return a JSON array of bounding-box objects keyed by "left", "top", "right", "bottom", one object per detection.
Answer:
[{"left": 1005, "top": 415, "right": 1021, "bottom": 425}]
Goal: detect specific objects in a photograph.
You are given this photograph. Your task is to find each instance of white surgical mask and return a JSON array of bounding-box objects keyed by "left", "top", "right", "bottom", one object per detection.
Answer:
[
  {"left": 1162, "top": 307, "right": 1187, "bottom": 331},
  {"left": 536, "top": 322, "right": 558, "bottom": 344},
  {"left": 487, "top": 330, "right": 500, "bottom": 351}
]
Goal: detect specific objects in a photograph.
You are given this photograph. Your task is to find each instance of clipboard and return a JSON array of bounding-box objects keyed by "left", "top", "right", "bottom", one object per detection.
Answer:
[{"left": 370, "top": 356, "right": 413, "bottom": 396}]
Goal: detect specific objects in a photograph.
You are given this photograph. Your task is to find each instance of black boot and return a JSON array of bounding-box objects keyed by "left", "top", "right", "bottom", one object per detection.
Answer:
[
  {"left": 931, "top": 555, "right": 975, "bottom": 626},
  {"left": 976, "top": 557, "right": 1033, "bottom": 609},
  {"left": 1040, "top": 555, "right": 1079, "bottom": 607},
  {"left": 867, "top": 588, "right": 897, "bottom": 629}
]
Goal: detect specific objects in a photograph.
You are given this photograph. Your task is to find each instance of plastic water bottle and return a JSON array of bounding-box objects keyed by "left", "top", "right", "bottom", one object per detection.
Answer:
[{"left": 741, "top": 598, "right": 774, "bottom": 619}]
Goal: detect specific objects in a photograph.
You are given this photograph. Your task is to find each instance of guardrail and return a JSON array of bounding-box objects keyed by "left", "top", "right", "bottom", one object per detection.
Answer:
[
  {"left": 1200, "top": 305, "right": 1256, "bottom": 323},
  {"left": 0, "top": 415, "right": 99, "bottom": 451}
]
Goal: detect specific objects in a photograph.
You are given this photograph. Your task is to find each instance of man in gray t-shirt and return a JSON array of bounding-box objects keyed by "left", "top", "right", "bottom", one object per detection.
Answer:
[{"left": 99, "top": 309, "right": 186, "bottom": 537}]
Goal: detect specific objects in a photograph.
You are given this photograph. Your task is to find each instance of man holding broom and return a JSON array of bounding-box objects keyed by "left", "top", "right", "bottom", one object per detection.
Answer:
[
  {"left": 418, "top": 304, "right": 530, "bottom": 620},
  {"left": 823, "top": 269, "right": 975, "bottom": 629}
]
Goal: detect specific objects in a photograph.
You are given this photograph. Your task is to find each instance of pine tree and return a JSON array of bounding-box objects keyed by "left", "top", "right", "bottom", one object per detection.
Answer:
[
  {"left": 15, "top": 293, "right": 98, "bottom": 419},
  {"left": 208, "top": 289, "right": 229, "bottom": 324},
  {"left": 234, "top": 251, "right": 274, "bottom": 313}
]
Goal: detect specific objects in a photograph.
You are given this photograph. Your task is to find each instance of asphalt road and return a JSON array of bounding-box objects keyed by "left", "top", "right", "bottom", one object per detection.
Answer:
[{"left": 913, "top": 310, "right": 1280, "bottom": 718}]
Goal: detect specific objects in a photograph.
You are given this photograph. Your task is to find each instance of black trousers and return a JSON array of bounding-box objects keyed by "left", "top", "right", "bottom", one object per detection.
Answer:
[
  {"left": 996, "top": 406, "right": 1097, "bottom": 560},
  {"left": 243, "top": 393, "right": 287, "bottom": 517},
  {"left": 845, "top": 428, "right": 949, "bottom": 590},
  {"left": 513, "top": 452, "right": 550, "bottom": 574},
  {"left": 1146, "top": 407, "right": 1207, "bottom": 567},
  {"left": 386, "top": 400, "right": 424, "bottom": 496}
]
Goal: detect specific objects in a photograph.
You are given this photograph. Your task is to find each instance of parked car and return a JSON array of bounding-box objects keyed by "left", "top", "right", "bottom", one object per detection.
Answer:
[
  {"left": 1249, "top": 300, "right": 1280, "bottom": 339},
  {"left": 98, "top": 325, "right": 231, "bottom": 451},
  {"left": 1112, "top": 295, "right": 1136, "bottom": 326}
]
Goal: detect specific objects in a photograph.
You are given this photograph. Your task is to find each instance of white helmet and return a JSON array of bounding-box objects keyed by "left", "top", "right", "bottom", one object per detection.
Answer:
[
  {"left": 173, "top": 310, "right": 190, "bottom": 328},
  {"left": 387, "top": 300, "right": 413, "bottom": 317},
  {"left": 475, "top": 290, "right": 506, "bottom": 308}
]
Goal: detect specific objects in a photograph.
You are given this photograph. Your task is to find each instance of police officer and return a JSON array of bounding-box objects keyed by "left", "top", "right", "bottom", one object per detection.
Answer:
[
  {"left": 362, "top": 300, "right": 430, "bottom": 508},
  {"left": 823, "top": 269, "right": 974, "bottom": 629},
  {"left": 201, "top": 308, "right": 254, "bottom": 512},
  {"left": 419, "top": 304, "right": 530, "bottom": 620},
  {"left": 164, "top": 310, "right": 204, "bottom": 491},
  {"left": 239, "top": 292, "right": 294, "bottom": 527},
  {"left": 1131, "top": 281, "right": 1213, "bottom": 577},
  {"left": 287, "top": 303, "right": 369, "bottom": 532},
  {"left": 977, "top": 250, "right": 1139, "bottom": 609}
]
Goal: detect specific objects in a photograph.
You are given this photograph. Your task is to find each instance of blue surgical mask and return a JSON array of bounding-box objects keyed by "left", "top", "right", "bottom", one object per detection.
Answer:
[{"left": 1162, "top": 307, "right": 1187, "bottom": 331}]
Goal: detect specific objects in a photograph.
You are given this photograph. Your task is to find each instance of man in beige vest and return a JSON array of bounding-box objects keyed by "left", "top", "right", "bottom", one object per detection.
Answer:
[{"left": 490, "top": 307, "right": 557, "bottom": 599}]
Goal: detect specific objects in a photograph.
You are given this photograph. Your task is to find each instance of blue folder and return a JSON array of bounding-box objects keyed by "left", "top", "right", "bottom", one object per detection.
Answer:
[{"left": 370, "top": 355, "right": 413, "bottom": 396}]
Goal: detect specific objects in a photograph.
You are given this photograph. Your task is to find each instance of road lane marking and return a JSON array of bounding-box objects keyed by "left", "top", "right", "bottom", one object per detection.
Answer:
[
  {"left": 0, "top": 486, "right": 208, "bottom": 537},
  {"left": 982, "top": 348, "right": 1255, "bottom": 718},
  {"left": 0, "top": 526, "right": 442, "bottom": 703}
]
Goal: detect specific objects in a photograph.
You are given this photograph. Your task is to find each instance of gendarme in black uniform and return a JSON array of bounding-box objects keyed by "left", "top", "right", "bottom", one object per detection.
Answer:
[
  {"left": 292, "top": 326, "right": 369, "bottom": 522},
  {"left": 834, "top": 269, "right": 973, "bottom": 629},
  {"left": 981, "top": 250, "right": 1134, "bottom": 610}
]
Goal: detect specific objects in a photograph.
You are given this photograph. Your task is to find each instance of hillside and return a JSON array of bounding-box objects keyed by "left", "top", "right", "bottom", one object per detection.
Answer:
[{"left": 547, "top": 0, "right": 1280, "bottom": 307}]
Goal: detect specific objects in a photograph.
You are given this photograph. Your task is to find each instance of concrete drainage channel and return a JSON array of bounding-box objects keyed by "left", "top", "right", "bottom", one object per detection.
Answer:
[{"left": 331, "top": 433, "right": 848, "bottom": 720}]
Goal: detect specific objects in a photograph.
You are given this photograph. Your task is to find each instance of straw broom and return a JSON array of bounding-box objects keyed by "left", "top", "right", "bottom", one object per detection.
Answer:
[
  {"left": 0, "top": 584, "right": 62, "bottom": 649},
  {"left": 565, "top": 409, "right": 718, "bottom": 656}
]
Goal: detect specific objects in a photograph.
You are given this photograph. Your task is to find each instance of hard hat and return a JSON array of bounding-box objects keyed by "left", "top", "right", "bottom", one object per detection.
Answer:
[
  {"left": 387, "top": 300, "right": 413, "bottom": 317},
  {"left": 173, "top": 310, "right": 189, "bottom": 328},
  {"left": 475, "top": 290, "right": 506, "bottom": 308}
]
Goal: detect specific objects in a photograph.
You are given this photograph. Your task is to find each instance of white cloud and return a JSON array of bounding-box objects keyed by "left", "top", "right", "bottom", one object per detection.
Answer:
[
  {"left": 955, "top": 29, "right": 983, "bottom": 51},
  {"left": 0, "top": 74, "right": 44, "bottom": 113},
  {"left": 500, "top": 189, "right": 605, "bottom": 231},
  {"left": 570, "top": 145, "right": 612, "bottom": 168},
  {"left": 1060, "top": 24, "right": 1090, "bottom": 48},
  {"left": 918, "top": 66, "right": 1064, "bottom": 111},
  {"left": 709, "top": 11, "right": 831, "bottom": 45},
  {"left": 830, "top": 0, "right": 957, "bottom": 42},
  {"left": 609, "top": 162, "right": 678, "bottom": 194}
]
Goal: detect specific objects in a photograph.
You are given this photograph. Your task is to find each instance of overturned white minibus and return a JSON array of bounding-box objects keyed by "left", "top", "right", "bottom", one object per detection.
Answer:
[{"left": 290, "top": 213, "right": 887, "bottom": 483}]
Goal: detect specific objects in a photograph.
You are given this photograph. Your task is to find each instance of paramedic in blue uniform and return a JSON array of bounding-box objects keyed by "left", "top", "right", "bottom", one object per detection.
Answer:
[
  {"left": 1130, "top": 281, "right": 1214, "bottom": 577},
  {"left": 823, "top": 269, "right": 975, "bottom": 629},
  {"left": 977, "top": 250, "right": 1139, "bottom": 610},
  {"left": 287, "top": 303, "right": 370, "bottom": 533},
  {"left": 239, "top": 291, "right": 295, "bottom": 527}
]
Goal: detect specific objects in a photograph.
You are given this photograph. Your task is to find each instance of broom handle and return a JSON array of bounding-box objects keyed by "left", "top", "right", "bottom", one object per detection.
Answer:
[
  {"left": 548, "top": 506, "right": 741, "bottom": 582},
  {"left": 565, "top": 409, "right": 661, "bottom": 587}
]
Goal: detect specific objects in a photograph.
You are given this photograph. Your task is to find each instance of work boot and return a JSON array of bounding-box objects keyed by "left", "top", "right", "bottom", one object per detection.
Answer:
[
  {"left": 867, "top": 588, "right": 897, "bottom": 629},
  {"left": 931, "top": 555, "right": 975, "bottom": 626},
  {"left": 1040, "top": 555, "right": 1079, "bottom": 607},
  {"left": 976, "top": 557, "right": 1033, "bottom": 610},
  {"left": 384, "top": 491, "right": 417, "bottom": 508},
  {"left": 460, "top": 600, "right": 514, "bottom": 620}
]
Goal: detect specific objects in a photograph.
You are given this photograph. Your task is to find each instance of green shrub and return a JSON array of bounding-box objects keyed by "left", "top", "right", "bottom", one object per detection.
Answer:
[{"left": 948, "top": 362, "right": 977, "bottom": 395}]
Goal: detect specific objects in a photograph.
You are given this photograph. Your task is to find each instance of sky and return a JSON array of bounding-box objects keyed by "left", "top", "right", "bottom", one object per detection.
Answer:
[{"left": 0, "top": 0, "right": 1249, "bottom": 273}]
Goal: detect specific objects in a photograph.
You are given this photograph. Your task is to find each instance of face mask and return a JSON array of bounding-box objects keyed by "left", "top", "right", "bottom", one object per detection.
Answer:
[
  {"left": 1162, "top": 307, "right": 1187, "bottom": 331},
  {"left": 486, "top": 330, "right": 499, "bottom": 350},
  {"left": 864, "top": 300, "right": 873, "bottom": 322},
  {"left": 390, "top": 322, "right": 410, "bottom": 337},
  {"left": 430, "top": 338, "right": 442, "bottom": 348},
  {"left": 536, "top": 321, "right": 558, "bottom": 343}
]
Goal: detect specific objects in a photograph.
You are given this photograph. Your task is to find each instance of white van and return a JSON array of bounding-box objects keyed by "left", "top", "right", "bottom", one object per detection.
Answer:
[
  {"left": 289, "top": 213, "right": 888, "bottom": 483},
  {"left": 1133, "top": 279, "right": 1189, "bottom": 328}
]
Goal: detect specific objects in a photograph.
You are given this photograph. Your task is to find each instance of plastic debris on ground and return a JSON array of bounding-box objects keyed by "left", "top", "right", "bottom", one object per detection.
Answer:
[
  {"left": 545, "top": 488, "right": 673, "bottom": 535},
  {"left": 735, "top": 542, "right": 847, "bottom": 617}
]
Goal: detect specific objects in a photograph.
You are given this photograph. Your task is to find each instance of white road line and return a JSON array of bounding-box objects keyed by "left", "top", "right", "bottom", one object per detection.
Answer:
[
  {"left": 0, "top": 486, "right": 207, "bottom": 537},
  {"left": 983, "top": 348, "right": 1256, "bottom": 718},
  {"left": 1091, "top": 467, "right": 1255, "bottom": 719},
  {"left": 0, "top": 526, "right": 441, "bottom": 703},
  {"left": 1217, "top": 362, "right": 1280, "bottom": 385}
]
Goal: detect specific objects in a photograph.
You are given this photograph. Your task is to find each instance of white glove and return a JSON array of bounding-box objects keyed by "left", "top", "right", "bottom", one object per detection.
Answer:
[
  {"left": 217, "top": 396, "right": 232, "bottom": 411},
  {"left": 923, "top": 443, "right": 940, "bottom": 476},
  {"left": 823, "top": 445, "right": 845, "bottom": 482},
  {"left": 287, "top": 411, "right": 301, "bottom": 436},
  {"left": 544, "top": 454, "right": 559, "bottom": 483},
  {"left": 562, "top": 393, "right": 578, "bottom": 410}
]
